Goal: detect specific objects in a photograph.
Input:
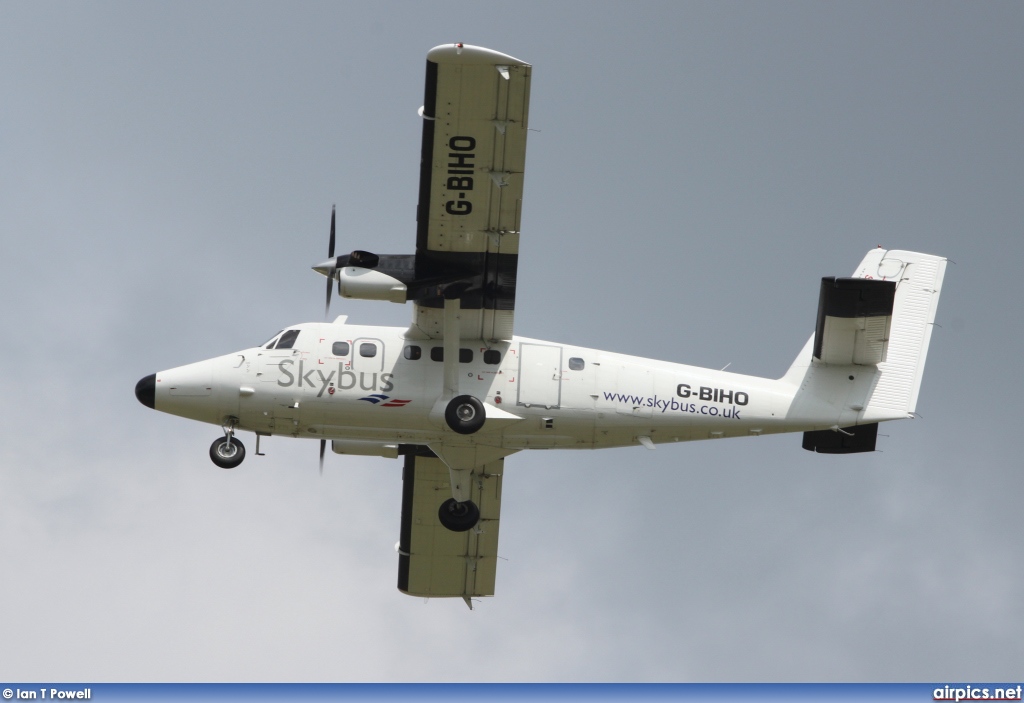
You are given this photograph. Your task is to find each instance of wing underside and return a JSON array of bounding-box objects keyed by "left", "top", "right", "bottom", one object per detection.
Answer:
[
  {"left": 411, "top": 44, "right": 531, "bottom": 342},
  {"left": 397, "top": 452, "right": 504, "bottom": 600}
]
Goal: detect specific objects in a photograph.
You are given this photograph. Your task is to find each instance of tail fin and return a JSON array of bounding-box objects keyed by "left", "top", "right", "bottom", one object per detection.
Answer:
[
  {"left": 859, "top": 249, "right": 947, "bottom": 417},
  {"left": 782, "top": 248, "right": 942, "bottom": 456}
]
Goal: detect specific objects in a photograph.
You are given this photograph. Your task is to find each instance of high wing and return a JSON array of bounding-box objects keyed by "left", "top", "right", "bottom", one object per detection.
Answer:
[
  {"left": 410, "top": 43, "right": 531, "bottom": 342},
  {"left": 397, "top": 452, "right": 504, "bottom": 605},
  {"left": 392, "top": 44, "right": 530, "bottom": 606}
]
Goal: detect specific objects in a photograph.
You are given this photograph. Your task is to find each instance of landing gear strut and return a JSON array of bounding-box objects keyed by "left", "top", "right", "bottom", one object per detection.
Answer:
[
  {"left": 434, "top": 292, "right": 483, "bottom": 531},
  {"left": 438, "top": 294, "right": 486, "bottom": 437},
  {"left": 210, "top": 419, "right": 245, "bottom": 469},
  {"left": 438, "top": 498, "right": 480, "bottom": 532}
]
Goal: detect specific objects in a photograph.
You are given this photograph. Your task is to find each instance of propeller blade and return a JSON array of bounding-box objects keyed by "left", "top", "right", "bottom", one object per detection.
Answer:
[
  {"left": 328, "top": 205, "right": 336, "bottom": 258},
  {"left": 319, "top": 439, "right": 326, "bottom": 476},
  {"left": 325, "top": 205, "right": 337, "bottom": 318}
]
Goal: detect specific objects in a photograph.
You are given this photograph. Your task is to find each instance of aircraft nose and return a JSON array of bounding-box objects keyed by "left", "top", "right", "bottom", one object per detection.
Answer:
[{"left": 135, "top": 373, "right": 156, "bottom": 409}]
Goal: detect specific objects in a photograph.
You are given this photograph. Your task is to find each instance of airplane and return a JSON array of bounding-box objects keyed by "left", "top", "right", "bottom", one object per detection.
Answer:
[{"left": 134, "top": 43, "right": 947, "bottom": 608}]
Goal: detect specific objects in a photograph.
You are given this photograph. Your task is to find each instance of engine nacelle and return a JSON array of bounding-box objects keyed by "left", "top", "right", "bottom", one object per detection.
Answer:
[
  {"left": 339, "top": 267, "right": 407, "bottom": 304},
  {"left": 331, "top": 440, "right": 400, "bottom": 458}
]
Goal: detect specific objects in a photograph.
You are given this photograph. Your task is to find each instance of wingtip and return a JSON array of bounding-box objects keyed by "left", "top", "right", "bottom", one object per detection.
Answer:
[{"left": 427, "top": 44, "right": 529, "bottom": 67}]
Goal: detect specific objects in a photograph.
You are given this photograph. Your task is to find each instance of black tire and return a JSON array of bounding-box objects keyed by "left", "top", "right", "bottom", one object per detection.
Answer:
[
  {"left": 444, "top": 395, "right": 485, "bottom": 435},
  {"left": 209, "top": 436, "right": 245, "bottom": 469},
  {"left": 438, "top": 498, "right": 481, "bottom": 532}
]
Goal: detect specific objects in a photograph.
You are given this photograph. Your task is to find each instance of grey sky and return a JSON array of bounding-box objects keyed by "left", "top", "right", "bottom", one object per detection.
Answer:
[{"left": 1, "top": 1, "right": 1022, "bottom": 681}]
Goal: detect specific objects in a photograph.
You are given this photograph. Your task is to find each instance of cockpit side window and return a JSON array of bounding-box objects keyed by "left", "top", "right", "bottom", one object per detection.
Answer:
[
  {"left": 275, "top": 329, "right": 301, "bottom": 350},
  {"left": 262, "top": 330, "right": 283, "bottom": 349}
]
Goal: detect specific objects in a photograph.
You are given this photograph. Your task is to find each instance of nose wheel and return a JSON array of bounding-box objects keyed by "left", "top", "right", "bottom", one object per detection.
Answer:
[{"left": 210, "top": 433, "right": 246, "bottom": 469}]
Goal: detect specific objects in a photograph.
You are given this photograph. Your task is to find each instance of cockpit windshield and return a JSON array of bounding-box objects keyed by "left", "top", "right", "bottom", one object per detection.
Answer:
[
  {"left": 275, "top": 329, "right": 301, "bottom": 350},
  {"left": 261, "top": 330, "right": 283, "bottom": 348}
]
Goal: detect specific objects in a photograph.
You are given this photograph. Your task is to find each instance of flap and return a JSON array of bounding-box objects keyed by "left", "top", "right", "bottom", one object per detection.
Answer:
[{"left": 397, "top": 451, "right": 504, "bottom": 599}]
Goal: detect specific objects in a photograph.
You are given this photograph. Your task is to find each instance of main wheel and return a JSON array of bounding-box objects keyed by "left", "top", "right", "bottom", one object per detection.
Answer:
[
  {"left": 209, "top": 436, "right": 245, "bottom": 469},
  {"left": 438, "top": 498, "right": 481, "bottom": 532},
  {"left": 444, "top": 395, "right": 485, "bottom": 435}
]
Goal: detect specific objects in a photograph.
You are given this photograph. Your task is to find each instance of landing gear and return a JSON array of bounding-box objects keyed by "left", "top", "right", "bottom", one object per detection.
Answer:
[
  {"left": 438, "top": 497, "right": 480, "bottom": 532},
  {"left": 209, "top": 436, "right": 245, "bottom": 469},
  {"left": 439, "top": 293, "right": 485, "bottom": 436},
  {"left": 444, "top": 395, "right": 485, "bottom": 435}
]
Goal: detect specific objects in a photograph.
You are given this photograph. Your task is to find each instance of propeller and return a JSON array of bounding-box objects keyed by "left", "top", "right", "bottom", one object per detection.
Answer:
[
  {"left": 325, "top": 205, "right": 336, "bottom": 318},
  {"left": 318, "top": 206, "right": 337, "bottom": 474}
]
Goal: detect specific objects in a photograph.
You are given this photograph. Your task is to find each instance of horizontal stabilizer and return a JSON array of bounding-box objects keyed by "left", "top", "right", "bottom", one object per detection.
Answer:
[
  {"left": 813, "top": 277, "right": 896, "bottom": 365},
  {"left": 802, "top": 423, "right": 878, "bottom": 454}
]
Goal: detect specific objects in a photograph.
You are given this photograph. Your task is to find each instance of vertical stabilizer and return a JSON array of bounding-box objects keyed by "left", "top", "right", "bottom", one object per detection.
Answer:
[{"left": 783, "top": 248, "right": 947, "bottom": 453}]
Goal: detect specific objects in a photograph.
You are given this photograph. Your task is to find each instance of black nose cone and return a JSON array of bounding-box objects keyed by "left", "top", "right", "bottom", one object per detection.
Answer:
[{"left": 135, "top": 374, "right": 156, "bottom": 409}]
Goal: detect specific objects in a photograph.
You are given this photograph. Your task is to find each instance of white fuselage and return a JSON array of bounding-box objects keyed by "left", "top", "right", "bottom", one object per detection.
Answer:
[{"left": 152, "top": 319, "right": 897, "bottom": 453}]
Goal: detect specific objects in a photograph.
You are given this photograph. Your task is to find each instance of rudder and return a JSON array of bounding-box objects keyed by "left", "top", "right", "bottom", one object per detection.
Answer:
[{"left": 858, "top": 249, "right": 947, "bottom": 418}]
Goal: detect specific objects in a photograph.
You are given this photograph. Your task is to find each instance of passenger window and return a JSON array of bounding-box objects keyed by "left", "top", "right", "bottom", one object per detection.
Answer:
[
  {"left": 568, "top": 357, "right": 585, "bottom": 371},
  {"left": 404, "top": 345, "right": 422, "bottom": 360},
  {"left": 483, "top": 349, "right": 501, "bottom": 365},
  {"left": 332, "top": 341, "right": 350, "bottom": 356},
  {"left": 276, "top": 329, "right": 300, "bottom": 350},
  {"left": 359, "top": 342, "right": 377, "bottom": 358},
  {"left": 430, "top": 347, "right": 473, "bottom": 362}
]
